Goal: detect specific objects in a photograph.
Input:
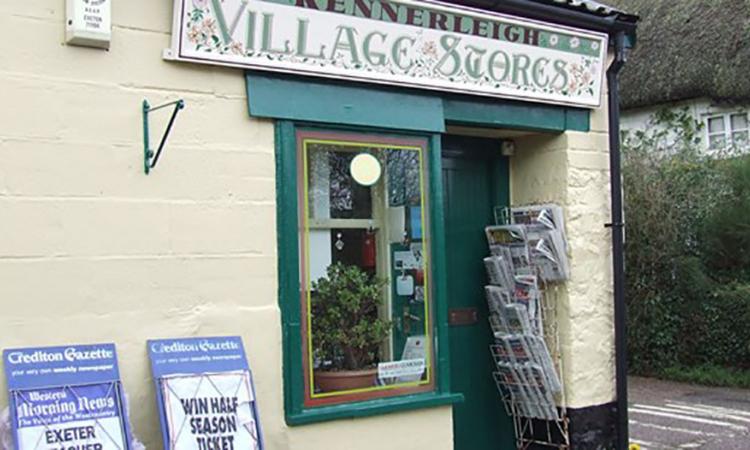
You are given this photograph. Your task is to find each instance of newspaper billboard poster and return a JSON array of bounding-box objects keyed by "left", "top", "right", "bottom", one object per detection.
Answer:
[
  {"left": 2, "top": 344, "right": 131, "bottom": 450},
  {"left": 147, "top": 337, "right": 263, "bottom": 450}
]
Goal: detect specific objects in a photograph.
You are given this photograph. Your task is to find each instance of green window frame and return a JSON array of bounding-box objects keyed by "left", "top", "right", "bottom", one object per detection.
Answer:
[{"left": 277, "top": 122, "right": 462, "bottom": 425}]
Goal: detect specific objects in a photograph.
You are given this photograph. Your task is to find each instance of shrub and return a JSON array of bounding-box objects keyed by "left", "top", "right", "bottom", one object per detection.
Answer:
[
  {"left": 310, "top": 263, "right": 392, "bottom": 371},
  {"left": 622, "top": 107, "right": 750, "bottom": 377}
]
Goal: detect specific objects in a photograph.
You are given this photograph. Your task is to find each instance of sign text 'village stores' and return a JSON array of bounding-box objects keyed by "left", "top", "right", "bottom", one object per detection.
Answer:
[{"left": 171, "top": 0, "right": 608, "bottom": 107}]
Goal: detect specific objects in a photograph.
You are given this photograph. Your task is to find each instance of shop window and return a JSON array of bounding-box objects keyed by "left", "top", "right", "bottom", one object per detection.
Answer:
[
  {"left": 298, "top": 130, "right": 434, "bottom": 407},
  {"left": 706, "top": 112, "right": 749, "bottom": 150}
]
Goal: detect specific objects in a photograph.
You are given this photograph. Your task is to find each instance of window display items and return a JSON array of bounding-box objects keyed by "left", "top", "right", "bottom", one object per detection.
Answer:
[
  {"left": 300, "top": 132, "right": 434, "bottom": 404},
  {"left": 350, "top": 153, "right": 382, "bottom": 187},
  {"left": 311, "top": 263, "right": 392, "bottom": 393}
]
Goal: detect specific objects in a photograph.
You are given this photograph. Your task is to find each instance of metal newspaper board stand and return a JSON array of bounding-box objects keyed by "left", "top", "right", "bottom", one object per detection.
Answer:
[
  {"left": 147, "top": 336, "right": 264, "bottom": 450},
  {"left": 2, "top": 343, "right": 132, "bottom": 450},
  {"left": 486, "top": 206, "right": 570, "bottom": 449}
]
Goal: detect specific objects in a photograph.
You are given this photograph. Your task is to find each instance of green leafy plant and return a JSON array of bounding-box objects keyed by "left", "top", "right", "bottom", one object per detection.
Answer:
[
  {"left": 311, "top": 263, "right": 392, "bottom": 371},
  {"left": 622, "top": 107, "right": 750, "bottom": 380}
]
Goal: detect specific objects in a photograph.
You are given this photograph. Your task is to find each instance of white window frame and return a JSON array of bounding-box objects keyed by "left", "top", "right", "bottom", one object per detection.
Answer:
[{"left": 705, "top": 111, "right": 749, "bottom": 150}]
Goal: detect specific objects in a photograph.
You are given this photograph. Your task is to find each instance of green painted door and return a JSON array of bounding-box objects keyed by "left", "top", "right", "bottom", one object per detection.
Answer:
[{"left": 442, "top": 136, "right": 514, "bottom": 450}]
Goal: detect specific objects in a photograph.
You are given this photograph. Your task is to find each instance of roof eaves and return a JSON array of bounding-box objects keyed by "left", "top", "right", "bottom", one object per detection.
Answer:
[{"left": 534, "top": 0, "right": 638, "bottom": 20}]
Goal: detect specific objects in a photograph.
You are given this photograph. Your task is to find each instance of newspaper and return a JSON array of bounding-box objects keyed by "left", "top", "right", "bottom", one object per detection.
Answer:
[
  {"left": 494, "top": 363, "right": 541, "bottom": 418},
  {"left": 525, "top": 335, "right": 562, "bottom": 393},
  {"left": 485, "top": 204, "right": 569, "bottom": 421},
  {"left": 511, "top": 205, "right": 570, "bottom": 282},
  {"left": 484, "top": 255, "right": 515, "bottom": 289},
  {"left": 521, "top": 364, "right": 560, "bottom": 420},
  {"left": 485, "top": 225, "right": 532, "bottom": 275}
]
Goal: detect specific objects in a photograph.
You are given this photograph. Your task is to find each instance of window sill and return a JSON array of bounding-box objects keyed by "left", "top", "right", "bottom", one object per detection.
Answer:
[{"left": 286, "top": 391, "right": 464, "bottom": 426}]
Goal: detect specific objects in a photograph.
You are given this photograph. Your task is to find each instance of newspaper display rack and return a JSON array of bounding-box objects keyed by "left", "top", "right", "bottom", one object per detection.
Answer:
[
  {"left": 2, "top": 343, "right": 132, "bottom": 450},
  {"left": 486, "top": 205, "right": 571, "bottom": 449},
  {"left": 148, "top": 336, "right": 264, "bottom": 450}
]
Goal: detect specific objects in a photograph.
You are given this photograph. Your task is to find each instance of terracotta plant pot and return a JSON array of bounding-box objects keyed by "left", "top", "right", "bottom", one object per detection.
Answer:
[{"left": 314, "top": 368, "right": 378, "bottom": 393}]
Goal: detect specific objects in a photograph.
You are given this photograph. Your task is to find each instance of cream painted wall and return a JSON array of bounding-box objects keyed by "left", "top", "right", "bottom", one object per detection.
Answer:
[
  {"left": 510, "top": 73, "right": 616, "bottom": 409},
  {"left": 0, "top": 1, "right": 453, "bottom": 449}
]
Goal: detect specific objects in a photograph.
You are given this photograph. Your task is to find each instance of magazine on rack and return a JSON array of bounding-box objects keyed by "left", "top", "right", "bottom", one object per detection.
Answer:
[
  {"left": 501, "top": 335, "right": 534, "bottom": 365},
  {"left": 513, "top": 275, "right": 542, "bottom": 334},
  {"left": 488, "top": 306, "right": 531, "bottom": 337},
  {"left": 492, "top": 370, "right": 514, "bottom": 416},
  {"left": 489, "top": 312, "right": 509, "bottom": 336},
  {"left": 526, "top": 335, "right": 562, "bottom": 393},
  {"left": 510, "top": 204, "right": 566, "bottom": 247},
  {"left": 521, "top": 364, "right": 560, "bottom": 420},
  {"left": 484, "top": 255, "right": 515, "bottom": 289},
  {"left": 485, "top": 285, "right": 513, "bottom": 312},
  {"left": 491, "top": 342, "right": 512, "bottom": 365},
  {"left": 511, "top": 205, "right": 570, "bottom": 282},
  {"left": 486, "top": 285, "right": 533, "bottom": 336},
  {"left": 485, "top": 225, "right": 532, "bottom": 275},
  {"left": 494, "top": 363, "right": 541, "bottom": 418}
]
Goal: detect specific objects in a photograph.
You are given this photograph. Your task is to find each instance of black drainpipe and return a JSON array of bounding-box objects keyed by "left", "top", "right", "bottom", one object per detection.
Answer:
[{"left": 607, "top": 31, "right": 629, "bottom": 450}]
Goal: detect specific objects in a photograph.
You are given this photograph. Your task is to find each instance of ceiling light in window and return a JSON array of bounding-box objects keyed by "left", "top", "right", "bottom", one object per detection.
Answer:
[{"left": 350, "top": 153, "right": 382, "bottom": 186}]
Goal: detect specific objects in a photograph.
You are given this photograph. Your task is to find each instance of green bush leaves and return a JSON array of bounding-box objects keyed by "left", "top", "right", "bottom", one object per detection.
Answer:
[
  {"left": 311, "top": 262, "right": 392, "bottom": 371},
  {"left": 623, "top": 108, "right": 750, "bottom": 377}
]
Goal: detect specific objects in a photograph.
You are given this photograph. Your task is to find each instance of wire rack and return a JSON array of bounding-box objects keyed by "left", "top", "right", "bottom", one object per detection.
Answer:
[{"left": 491, "top": 207, "right": 571, "bottom": 450}]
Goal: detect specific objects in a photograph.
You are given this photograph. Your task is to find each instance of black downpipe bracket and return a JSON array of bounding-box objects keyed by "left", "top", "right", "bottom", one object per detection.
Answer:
[{"left": 607, "top": 31, "right": 629, "bottom": 450}]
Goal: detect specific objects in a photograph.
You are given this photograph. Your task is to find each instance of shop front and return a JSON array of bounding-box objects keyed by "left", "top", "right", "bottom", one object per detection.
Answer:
[{"left": 0, "top": 1, "right": 636, "bottom": 449}]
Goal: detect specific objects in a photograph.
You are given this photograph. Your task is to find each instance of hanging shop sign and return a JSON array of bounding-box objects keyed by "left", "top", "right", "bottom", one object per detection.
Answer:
[
  {"left": 2, "top": 343, "right": 131, "bottom": 450},
  {"left": 167, "top": 0, "right": 608, "bottom": 108},
  {"left": 147, "top": 336, "right": 264, "bottom": 450}
]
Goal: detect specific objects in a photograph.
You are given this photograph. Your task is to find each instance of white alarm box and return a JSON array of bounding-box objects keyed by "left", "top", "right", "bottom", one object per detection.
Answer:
[{"left": 66, "top": 0, "right": 112, "bottom": 49}]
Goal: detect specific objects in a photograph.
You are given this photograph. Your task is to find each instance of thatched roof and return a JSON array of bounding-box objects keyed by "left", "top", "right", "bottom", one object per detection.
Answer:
[{"left": 606, "top": 0, "right": 750, "bottom": 109}]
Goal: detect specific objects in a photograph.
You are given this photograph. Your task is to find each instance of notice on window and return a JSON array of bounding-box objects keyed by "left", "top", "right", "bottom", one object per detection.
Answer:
[
  {"left": 148, "top": 337, "right": 264, "bottom": 450},
  {"left": 377, "top": 359, "right": 425, "bottom": 380},
  {"left": 3, "top": 344, "right": 130, "bottom": 450},
  {"left": 378, "top": 336, "right": 428, "bottom": 383}
]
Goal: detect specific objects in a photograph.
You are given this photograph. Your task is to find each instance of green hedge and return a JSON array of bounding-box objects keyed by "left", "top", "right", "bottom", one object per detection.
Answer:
[{"left": 623, "top": 108, "right": 750, "bottom": 376}]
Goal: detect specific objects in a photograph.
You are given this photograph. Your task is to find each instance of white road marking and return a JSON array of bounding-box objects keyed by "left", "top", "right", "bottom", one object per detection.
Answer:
[
  {"left": 665, "top": 402, "right": 750, "bottom": 424},
  {"left": 671, "top": 401, "right": 750, "bottom": 418},
  {"left": 629, "top": 405, "right": 747, "bottom": 431},
  {"left": 629, "top": 419, "right": 723, "bottom": 437}
]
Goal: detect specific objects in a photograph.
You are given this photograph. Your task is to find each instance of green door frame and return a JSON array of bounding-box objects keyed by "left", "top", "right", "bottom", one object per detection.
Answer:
[
  {"left": 442, "top": 136, "right": 513, "bottom": 450},
  {"left": 249, "top": 72, "right": 586, "bottom": 426}
]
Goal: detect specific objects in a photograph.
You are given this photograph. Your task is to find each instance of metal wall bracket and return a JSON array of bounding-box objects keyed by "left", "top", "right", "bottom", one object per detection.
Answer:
[{"left": 142, "top": 99, "right": 185, "bottom": 175}]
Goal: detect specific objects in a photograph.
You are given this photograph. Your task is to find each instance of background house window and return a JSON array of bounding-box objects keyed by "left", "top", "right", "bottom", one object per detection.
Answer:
[
  {"left": 298, "top": 130, "right": 434, "bottom": 406},
  {"left": 706, "top": 112, "right": 749, "bottom": 150}
]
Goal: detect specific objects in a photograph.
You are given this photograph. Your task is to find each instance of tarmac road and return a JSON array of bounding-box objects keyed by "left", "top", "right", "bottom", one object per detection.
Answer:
[{"left": 629, "top": 376, "right": 750, "bottom": 449}]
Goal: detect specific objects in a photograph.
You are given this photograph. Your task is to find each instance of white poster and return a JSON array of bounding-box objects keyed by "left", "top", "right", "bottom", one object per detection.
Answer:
[
  {"left": 13, "top": 384, "right": 127, "bottom": 450},
  {"left": 163, "top": 372, "right": 260, "bottom": 450},
  {"left": 17, "top": 418, "right": 125, "bottom": 450}
]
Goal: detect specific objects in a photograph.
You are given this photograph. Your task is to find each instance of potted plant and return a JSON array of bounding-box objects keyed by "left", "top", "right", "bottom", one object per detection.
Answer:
[{"left": 311, "top": 262, "right": 392, "bottom": 392}]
